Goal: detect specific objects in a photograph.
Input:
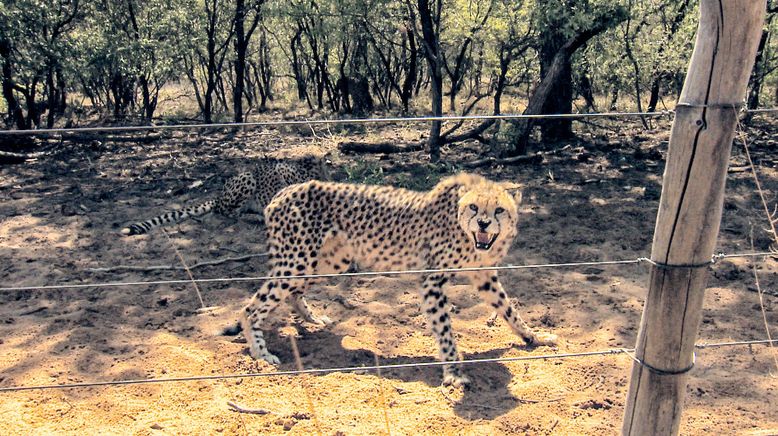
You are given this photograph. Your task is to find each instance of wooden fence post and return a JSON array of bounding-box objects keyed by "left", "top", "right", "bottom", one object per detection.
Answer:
[{"left": 621, "top": 1, "right": 766, "bottom": 435}]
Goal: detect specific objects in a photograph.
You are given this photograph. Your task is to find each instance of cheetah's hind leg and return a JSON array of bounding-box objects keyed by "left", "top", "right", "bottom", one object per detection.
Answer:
[
  {"left": 290, "top": 232, "right": 352, "bottom": 325},
  {"left": 289, "top": 290, "right": 332, "bottom": 326},
  {"left": 475, "top": 273, "right": 558, "bottom": 347}
]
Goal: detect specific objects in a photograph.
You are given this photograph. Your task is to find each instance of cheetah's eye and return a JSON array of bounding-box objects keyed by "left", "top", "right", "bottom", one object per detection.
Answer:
[
  {"left": 469, "top": 204, "right": 478, "bottom": 212},
  {"left": 495, "top": 207, "right": 505, "bottom": 214}
]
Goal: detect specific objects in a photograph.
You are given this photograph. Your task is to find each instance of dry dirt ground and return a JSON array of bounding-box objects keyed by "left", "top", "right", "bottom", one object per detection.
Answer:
[{"left": 0, "top": 118, "right": 777, "bottom": 435}]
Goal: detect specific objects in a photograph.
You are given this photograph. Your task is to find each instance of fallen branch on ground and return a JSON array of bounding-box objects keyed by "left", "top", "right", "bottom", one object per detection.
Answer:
[
  {"left": 338, "top": 141, "right": 424, "bottom": 154},
  {"left": 746, "top": 286, "right": 778, "bottom": 297},
  {"left": 227, "top": 401, "right": 271, "bottom": 415},
  {"left": 64, "top": 132, "right": 163, "bottom": 144},
  {"left": 0, "top": 149, "right": 47, "bottom": 164},
  {"left": 464, "top": 153, "right": 543, "bottom": 168},
  {"left": 464, "top": 144, "right": 577, "bottom": 168}
]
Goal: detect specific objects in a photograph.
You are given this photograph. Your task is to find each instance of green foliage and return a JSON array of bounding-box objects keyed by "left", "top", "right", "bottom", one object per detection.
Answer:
[
  {"left": 582, "top": 0, "right": 699, "bottom": 110},
  {"left": 78, "top": 0, "right": 196, "bottom": 112},
  {"left": 343, "top": 159, "right": 453, "bottom": 191},
  {"left": 344, "top": 160, "right": 386, "bottom": 185},
  {"left": 1, "top": 0, "right": 774, "bottom": 134},
  {"left": 393, "top": 163, "right": 453, "bottom": 191}
]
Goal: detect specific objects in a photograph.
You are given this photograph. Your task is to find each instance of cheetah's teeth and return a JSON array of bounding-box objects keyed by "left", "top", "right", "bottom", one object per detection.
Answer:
[{"left": 473, "top": 231, "right": 498, "bottom": 250}]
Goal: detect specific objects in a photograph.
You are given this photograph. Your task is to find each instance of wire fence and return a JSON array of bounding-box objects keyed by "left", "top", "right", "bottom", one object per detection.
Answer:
[
  {"left": 735, "top": 120, "right": 778, "bottom": 373},
  {"left": 0, "top": 106, "right": 776, "bottom": 137},
  {"left": 0, "top": 110, "right": 676, "bottom": 136},
  {"left": 0, "top": 251, "right": 773, "bottom": 293},
  {"left": 0, "top": 339, "right": 774, "bottom": 393},
  {"left": 0, "top": 105, "right": 776, "bottom": 423}
]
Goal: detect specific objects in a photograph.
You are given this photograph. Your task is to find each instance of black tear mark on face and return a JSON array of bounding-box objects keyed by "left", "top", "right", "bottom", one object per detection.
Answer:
[{"left": 466, "top": 202, "right": 480, "bottom": 231}]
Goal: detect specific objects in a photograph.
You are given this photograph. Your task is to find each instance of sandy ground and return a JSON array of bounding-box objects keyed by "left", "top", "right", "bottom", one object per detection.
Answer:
[{"left": 0, "top": 119, "right": 777, "bottom": 435}]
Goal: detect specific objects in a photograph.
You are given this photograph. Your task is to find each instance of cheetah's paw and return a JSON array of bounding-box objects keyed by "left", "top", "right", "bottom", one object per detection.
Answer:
[
  {"left": 313, "top": 315, "right": 333, "bottom": 326},
  {"left": 485, "top": 311, "right": 498, "bottom": 327},
  {"left": 262, "top": 353, "right": 281, "bottom": 365},
  {"left": 442, "top": 372, "right": 471, "bottom": 388},
  {"left": 249, "top": 348, "right": 281, "bottom": 365},
  {"left": 531, "top": 332, "right": 558, "bottom": 347}
]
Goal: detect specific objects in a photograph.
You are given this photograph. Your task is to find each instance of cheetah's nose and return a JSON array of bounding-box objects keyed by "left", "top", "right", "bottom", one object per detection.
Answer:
[{"left": 477, "top": 219, "right": 491, "bottom": 231}]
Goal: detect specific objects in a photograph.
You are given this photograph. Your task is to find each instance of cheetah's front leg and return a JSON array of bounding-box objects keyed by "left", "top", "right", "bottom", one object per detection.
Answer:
[
  {"left": 474, "top": 273, "right": 557, "bottom": 346},
  {"left": 241, "top": 280, "right": 289, "bottom": 364},
  {"left": 421, "top": 274, "right": 469, "bottom": 387}
]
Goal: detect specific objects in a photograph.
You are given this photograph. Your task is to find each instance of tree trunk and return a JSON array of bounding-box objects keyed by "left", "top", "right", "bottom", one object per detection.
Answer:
[
  {"left": 204, "top": 31, "right": 217, "bottom": 123},
  {"left": 510, "top": 53, "right": 574, "bottom": 155},
  {"left": 0, "top": 38, "right": 26, "bottom": 130},
  {"left": 427, "top": 59, "right": 443, "bottom": 161},
  {"left": 609, "top": 85, "right": 619, "bottom": 110},
  {"left": 250, "top": 60, "right": 266, "bottom": 111},
  {"left": 444, "top": 38, "right": 472, "bottom": 112},
  {"left": 438, "top": 42, "right": 518, "bottom": 146},
  {"left": 537, "top": 4, "right": 574, "bottom": 142},
  {"left": 301, "top": 19, "right": 336, "bottom": 112},
  {"left": 290, "top": 28, "right": 310, "bottom": 107},
  {"left": 233, "top": 0, "right": 247, "bottom": 122},
  {"left": 417, "top": 0, "right": 443, "bottom": 161},
  {"left": 252, "top": 31, "right": 273, "bottom": 110},
  {"left": 648, "top": 0, "right": 693, "bottom": 114},
  {"left": 201, "top": 0, "right": 230, "bottom": 124},
  {"left": 744, "top": 28, "right": 770, "bottom": 124},
  {"left": 55, "top": 66, "right": 66, "bottom": 115},
  {"left": 509, "top": 9, "right": 627, "bottom": 155},
  {"left": 139, "top": 75, "right": 155, "bottom": 122},
  {"left": 647, "top": 74, "right": 662, "bottom": 113},
  {"left": 401, "top": 21, "right": 417, "bottom": 113},
  {"left": 579, "top": 72, "right": 596, "bottom": 112},
  {"left": 624, "top": 18, "right": 649, "bottom": 129},
  {"left": 46, "top": 62, "right": 56, "bottom": 128},
  {"left": 25, "top": 79, "right": 40, "bottom": 128}
]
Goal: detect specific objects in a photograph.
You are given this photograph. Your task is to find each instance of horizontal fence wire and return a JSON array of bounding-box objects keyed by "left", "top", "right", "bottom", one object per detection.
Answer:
[
  {"left": 0, "top": 251, "right": 773, "bottom": 293},
  {"left": 741, "top": 107, "right": 778, "bottom": 114},
  {"left": 0, "top": 106, "right": 776, "bottom": 136},
  {"left": 0, "top": 339, "right": 774, "bottom": 393},
  {"left": 0, "top": 111, "right": 676, "bottom": 136}
]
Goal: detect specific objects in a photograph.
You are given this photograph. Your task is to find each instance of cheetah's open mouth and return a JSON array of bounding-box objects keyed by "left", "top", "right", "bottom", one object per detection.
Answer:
[{"left": 472, "top": 231, "right": 498, "bottom": 250}]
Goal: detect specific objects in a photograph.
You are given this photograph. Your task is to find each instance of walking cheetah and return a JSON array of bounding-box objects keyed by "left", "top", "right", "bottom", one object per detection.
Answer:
[
  {"left": 237, "top": 173, "right": 557, "bottom": 387},
  {"left": 121, "top": 155, "right": 330, "bottom": 236}
]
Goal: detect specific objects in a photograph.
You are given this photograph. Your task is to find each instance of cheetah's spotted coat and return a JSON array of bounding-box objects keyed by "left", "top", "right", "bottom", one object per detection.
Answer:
[
  {"left": 238, "top": 173, "right": 558, "bottom": 386},
  {"left": 121, "top": 156, "right": 329, "bottom": 236}
]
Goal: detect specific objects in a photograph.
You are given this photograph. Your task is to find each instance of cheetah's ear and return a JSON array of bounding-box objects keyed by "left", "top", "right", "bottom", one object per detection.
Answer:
[{"left": 501, "top": 182, "right": 523, "bottom": 205}]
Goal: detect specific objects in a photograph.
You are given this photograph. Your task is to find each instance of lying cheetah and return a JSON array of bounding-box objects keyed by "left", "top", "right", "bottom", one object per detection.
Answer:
[
  {"left": 237, "top": 173, "right": 557, "bottom": 387},
  {"left": 121, "top": 155, "right": 330, "bottom": 236}
]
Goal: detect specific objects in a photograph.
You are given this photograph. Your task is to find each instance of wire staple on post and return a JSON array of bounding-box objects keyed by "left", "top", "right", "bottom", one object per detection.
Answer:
[
  {"left": 638, "top": 257, "right": 715, "bottom": 270},
  {"left": 675, "top": 102, "right": 745, "bottom": 110},
  {"left": 620, "top": 349, "right": 696, "bottom": 376}
]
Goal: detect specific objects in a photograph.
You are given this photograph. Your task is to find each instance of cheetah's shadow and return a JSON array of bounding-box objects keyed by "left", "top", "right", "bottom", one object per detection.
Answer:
[{"left": 260, "top": 328, "right": 538, "bottom": 420}]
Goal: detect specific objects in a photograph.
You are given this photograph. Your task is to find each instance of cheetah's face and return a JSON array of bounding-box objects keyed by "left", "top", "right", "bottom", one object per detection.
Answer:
[{"left": 457, "top": 184, "right": 522, "bottom": 251}]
